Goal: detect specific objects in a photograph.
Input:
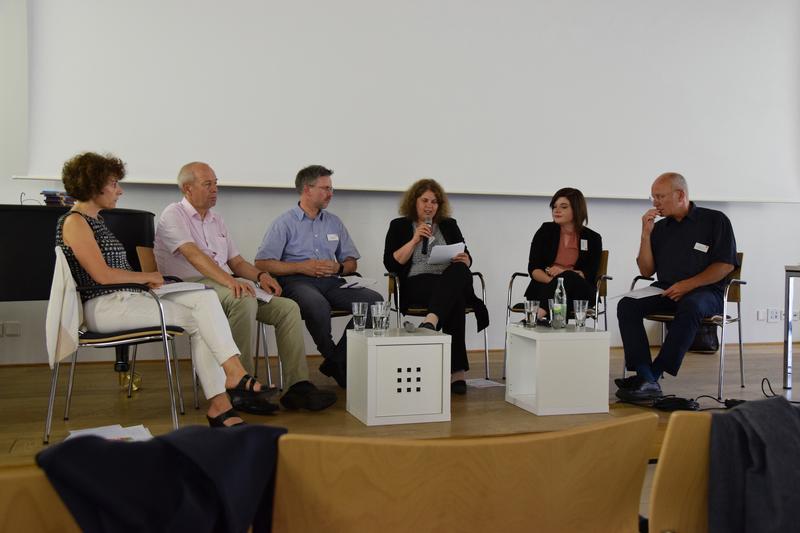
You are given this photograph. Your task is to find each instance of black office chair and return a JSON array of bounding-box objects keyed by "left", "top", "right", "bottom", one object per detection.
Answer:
[{"left": 385, "top": 271, "right": 490, "bottom": 380}]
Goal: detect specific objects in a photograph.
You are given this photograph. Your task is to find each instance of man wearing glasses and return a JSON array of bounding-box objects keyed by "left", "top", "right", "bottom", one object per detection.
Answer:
[
  {"left": 255, "top": 165, "right": 382, "bottom": 389},
  {"left": 615, "top": 172, "right": 738, "bottom": 400}
]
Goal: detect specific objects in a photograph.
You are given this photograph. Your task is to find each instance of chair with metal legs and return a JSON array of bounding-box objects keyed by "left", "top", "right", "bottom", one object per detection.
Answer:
[
  {"left": 622, "top": 252, "right": 745, "bottom": 399},
  {"left": 385, "top": 271, "right": 490, "bottom": 379},
  {"left": 44, "top": 283, "right": 186, "bottom": 444},
  {"left": 503, "top": 250, "right": 612, "bottom": 378}
]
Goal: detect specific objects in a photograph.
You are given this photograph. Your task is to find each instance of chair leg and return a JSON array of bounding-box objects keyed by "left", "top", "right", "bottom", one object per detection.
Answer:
[
  {"left": 503, "top": 307, "right": 511, "bottom": 380},
  {"left": 127, "top": 345, "right": 138, "bottom": 398},
  {"left": 278, "top": 354, "right": 285, "bottom": 391},
  {"left": 189, "top": 342, "right": 199, "bottom": 409},
  {"left": 717, "top": 323, "right": 727, "bottom": 400},
  {"left": 44, "top": 360, "right": 61, "bottom": 444},
  {"left": 171, "top": 338, "right": 185, "bottom": 415},
  {"left": 260, "top": 323, "right": 274, "bottom": 389},
  {"left": 253, "top": 321, "right": 261, "bottom": 379},
  {"left": 737, "top": 303, "right": 745, "bottom": 388},
  {"left": 63, "top": 350, "right": 78, "bottom": 420},
  {"left": 161, "top": 337, "right": 179, "bottom": 430},
  {"left": 483, "top": 327, "right": 490, "bottom": 380}
]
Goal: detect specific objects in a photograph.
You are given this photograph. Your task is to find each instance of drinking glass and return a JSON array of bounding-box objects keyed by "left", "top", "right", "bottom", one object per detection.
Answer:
[
  {"left": 549, "top": 298, "right": 566, "bottom": 328},
  {"left": 523, "top": 300, "right": 539, "bottom": 328},
  {"left": 574, "top": 300, "right": 589, "bottom": 328},
  {"left": 370, "top": 301, "right": 390, "bottom": 336},
  {"left": 352, "top": 302, "right": 368, "bottom": 331}
]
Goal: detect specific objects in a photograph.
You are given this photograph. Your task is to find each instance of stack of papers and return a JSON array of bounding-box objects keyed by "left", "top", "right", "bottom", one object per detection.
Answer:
[
  {"left": 66, "top": 424, "right": 153, "bottom": 442},
  {"left": 153, "top": 282, "right": 207, "bottom": 296},
  {"left": 428, "top": 242, "right": 466, "bottom": 265}
]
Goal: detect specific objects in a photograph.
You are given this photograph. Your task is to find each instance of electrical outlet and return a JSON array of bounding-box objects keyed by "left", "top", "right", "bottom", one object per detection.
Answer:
[
  {"left": 767, "top": 308, "right": 781, "bottom": 323},
  {"left": 757, "top": 309, "right": 766, "bottom": 321},
  {"left": 2, "top": 321, "right": 21, "bottom": 337},
  {"left": 793, "top": 310, "right": 800, "bottom": 322}
]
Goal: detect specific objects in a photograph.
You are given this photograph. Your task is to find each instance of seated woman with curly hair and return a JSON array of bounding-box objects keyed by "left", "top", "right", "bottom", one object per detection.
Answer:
[
  {"left": 383, "top": 179, "right": 489, "bottom": 395},
  {"left": 524, "top": 187, "right": 603, "bottom": 320},
  {"left": 56, "top": 152, "right": 276, "bottom": 427}
]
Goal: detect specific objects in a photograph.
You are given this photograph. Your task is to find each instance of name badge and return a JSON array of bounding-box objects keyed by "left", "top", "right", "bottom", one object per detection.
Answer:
[
  {"left": 580, "top": 239, "right": 588, "bottom": 251},
  {"left": 694, "top": 242, "right": 709, "bottom": 253},
  {"left": 327, "top": 233, "right": 339, "bottom": 242}
]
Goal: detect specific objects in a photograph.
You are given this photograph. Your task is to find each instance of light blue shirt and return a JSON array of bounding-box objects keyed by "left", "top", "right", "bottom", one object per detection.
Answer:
[{"left": 256, "top": 204, "right": 360, "bottom": 263}]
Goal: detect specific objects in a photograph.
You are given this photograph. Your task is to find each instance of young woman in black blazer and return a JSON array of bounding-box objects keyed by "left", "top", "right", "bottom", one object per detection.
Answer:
[
  {"left": 384, "top": 179, "right": 488, "bottom": 394},
  {"left": 524, "top": 187, "right": 602, "bottom": 319}
]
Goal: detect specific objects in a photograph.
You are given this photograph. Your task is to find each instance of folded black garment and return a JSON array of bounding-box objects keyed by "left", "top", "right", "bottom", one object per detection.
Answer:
[{"left": 37, "top": 424, "right": 287, "bottom": 533}]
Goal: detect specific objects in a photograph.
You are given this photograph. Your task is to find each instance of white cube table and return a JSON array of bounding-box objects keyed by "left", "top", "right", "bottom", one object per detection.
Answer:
[
  {"left": 346, "top": 328, "right": 451, "bottom": 426},
  {"left": 505, "top": 323, "right": 610, "bottom": 415}
]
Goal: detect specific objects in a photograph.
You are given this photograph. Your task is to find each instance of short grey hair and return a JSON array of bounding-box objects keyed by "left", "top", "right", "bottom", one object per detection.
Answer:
[
  {"left": 659, "top": 172, "right": 688, "bottom": 195},
  {"left": 177, "top": 162, "right": 204, "bottom": 188}
]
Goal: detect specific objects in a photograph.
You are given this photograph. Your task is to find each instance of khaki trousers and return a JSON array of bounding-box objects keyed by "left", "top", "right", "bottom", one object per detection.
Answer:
[{"left": 198, "top": 277, "right": 309, "bottom": 388}]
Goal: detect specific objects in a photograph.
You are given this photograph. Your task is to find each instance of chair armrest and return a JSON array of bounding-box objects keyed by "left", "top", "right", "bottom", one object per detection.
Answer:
[
  {"left": 629, "top": 276, "right": 655, "bottom": 291},
  {"left": 76, "top": 283, "right": 150, "bottom": 293},
  {"left": 507, "top": 272, "right": 530, "bottom": 311},
  {"left": 471, "top": 271, "right": 487, "bottom": 305},
  {"left": 164, "top": 275, "right": 183, "bottom": 283},
  {"left": 723, "top": 278, "right": 747, "bottom": 304}
]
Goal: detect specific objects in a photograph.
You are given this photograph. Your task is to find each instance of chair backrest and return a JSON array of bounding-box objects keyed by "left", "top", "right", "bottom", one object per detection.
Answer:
[
  {"left": 648, "top": 411, "right": 711, "bottom": 533},
  {"left": 726, "top": 252, "right": 744, "bottom": 303},
  {"left": 136, "top": 245, "right": 158, "bottom": 273},
  {"left": 596, "top": 250, "right": 609, "bottom": 297},
  {"left": 273, "top": 413, "right": 658, "bottom": 532},
  {"left": 0, "top": 465, "right": 80, "bottom": 531}
]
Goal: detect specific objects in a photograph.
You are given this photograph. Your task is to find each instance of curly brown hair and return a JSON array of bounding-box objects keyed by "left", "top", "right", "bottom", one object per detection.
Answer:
[
  {"left": 398, "top": 178, "right": 451, "bottom": 223},
  {"left": 62, "top": 152, "right": 126, "bottom": 201}
]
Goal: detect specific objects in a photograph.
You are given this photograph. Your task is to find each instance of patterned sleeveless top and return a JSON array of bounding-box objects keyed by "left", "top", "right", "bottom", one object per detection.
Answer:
[
  {"left": 408, "top": 222, "right": 448, "bottom": 277},
  {"left": 55, "top": 211, "right": 139, "bottom": 302}
]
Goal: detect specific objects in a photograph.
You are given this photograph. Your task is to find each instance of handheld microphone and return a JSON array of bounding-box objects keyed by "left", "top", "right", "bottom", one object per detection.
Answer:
[{"left": 421, "top": 217, "right": 432, "bottom": 255}]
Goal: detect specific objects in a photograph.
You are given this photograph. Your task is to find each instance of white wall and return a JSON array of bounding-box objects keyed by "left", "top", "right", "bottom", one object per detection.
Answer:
[{"left": 1, "top": 0, "right": 799, "bottom": 366}]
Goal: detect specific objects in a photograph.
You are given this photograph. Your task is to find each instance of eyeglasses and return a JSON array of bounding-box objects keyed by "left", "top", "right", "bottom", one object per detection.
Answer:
[
  {"left": 311, "top": 185, "right": 334, "bottom": 193},
  {"left": 649, "top": 191, "right": 676, "bottom": 202}
]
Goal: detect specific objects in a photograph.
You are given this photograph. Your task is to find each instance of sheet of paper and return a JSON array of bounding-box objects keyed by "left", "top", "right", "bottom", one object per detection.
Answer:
[
  {"left": 610, "top": 285, "right": 664, "bottom": 300},
  {"left": 254, "top": 285, "right": 273, "bottom": 303},
  {"left": 428, "top": 242, "right": 465, "bottom": 265},
  {"left": 465, "top": 378, "right": 506, "bottom": 388},
  {"left": 66, "top": 424, "right": 153, "bottom": 442},
  {"left": 340, "top": 276, "right": 377, "bottom": 289},
  {"left": 152, "top": 281, "right": 207, "bottom": 296}
]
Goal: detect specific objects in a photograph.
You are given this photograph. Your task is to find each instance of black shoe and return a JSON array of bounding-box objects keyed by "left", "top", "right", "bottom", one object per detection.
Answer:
[
  {"left": 615, "top": 380, "right": 662, "bottom": 402},
  {"left": 207, "top": 408, "right": 246, "bottom": 427},
  {"left": 614, "top": 375, "right": 645, "bottom": 390},
  {"left": 451, "top": 380, "right": 467, "bottom": 395},
  {"left": 280, "top": 381, "right": 337, "bottom": 411},
  {"left": 418, "top": 322, "right": 436, "bottom": 331},
  {"left": 227, "top": 375, "right": 279, "bottom": 415},
  {"left": 320, "top": 358, "right": 347, "bottom": 389}
]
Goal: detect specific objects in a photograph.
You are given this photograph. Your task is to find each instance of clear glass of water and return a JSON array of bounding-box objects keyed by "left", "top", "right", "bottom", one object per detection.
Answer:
[
  {"left": 523, "top": 300, "right": 539, "bottom": 328},
  {"left": 352, "top": 301, "right": 368, "bottom": 331},
  {"left": 370, "top": 301, "right": 390, "bottom": 336},
  {"left": 574, "top": 299, "right": 589, "bottom": 328},
  {"left": 549, "top": 298, "right": 566, "bottom": 328}
]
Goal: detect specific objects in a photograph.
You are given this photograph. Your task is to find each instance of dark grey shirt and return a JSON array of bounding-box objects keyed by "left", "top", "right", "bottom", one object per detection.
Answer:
[{"left": 650, "top": 202, "right": 738, "bottom": 295}]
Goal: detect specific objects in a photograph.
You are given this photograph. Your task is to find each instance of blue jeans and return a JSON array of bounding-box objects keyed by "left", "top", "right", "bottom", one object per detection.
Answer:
[
  {"left": 617, "top": 287, "right": 722, "bottom": 377},
  {"left": 278, "top": 275, "right": 383, "bottom": 364}
]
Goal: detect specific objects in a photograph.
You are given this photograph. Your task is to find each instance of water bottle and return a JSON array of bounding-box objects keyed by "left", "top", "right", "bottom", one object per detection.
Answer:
[{"left": 552, "top": 277, "right": 567, "bottom": 328}]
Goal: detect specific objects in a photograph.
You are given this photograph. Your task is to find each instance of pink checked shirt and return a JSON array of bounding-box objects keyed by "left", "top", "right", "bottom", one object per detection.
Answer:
[{"left": 154, "top": 198, "right": 240, "bottom": 280}]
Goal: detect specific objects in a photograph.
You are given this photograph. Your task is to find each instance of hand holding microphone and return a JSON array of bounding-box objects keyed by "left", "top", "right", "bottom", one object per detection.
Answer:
[{"left": 421, "top": 217, "right": 432, "bottom": 255}]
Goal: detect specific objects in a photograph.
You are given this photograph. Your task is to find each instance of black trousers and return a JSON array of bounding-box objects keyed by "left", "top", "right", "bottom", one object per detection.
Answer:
[
  {"left": 524, "top": 270, "right": 596, "bottom": 314},
  {"left": 403, "top": 262, "right": 473, "bottom": 372}
]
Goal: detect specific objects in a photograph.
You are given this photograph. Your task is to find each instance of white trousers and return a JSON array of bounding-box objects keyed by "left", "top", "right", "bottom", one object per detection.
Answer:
[{"left": 83, "top": 289, "right": 240, "bottom": 399}]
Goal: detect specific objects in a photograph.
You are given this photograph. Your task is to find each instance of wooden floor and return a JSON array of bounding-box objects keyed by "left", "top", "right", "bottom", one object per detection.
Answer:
[{"left": 1, "top": 343, "right": 797, "bottom": 467}]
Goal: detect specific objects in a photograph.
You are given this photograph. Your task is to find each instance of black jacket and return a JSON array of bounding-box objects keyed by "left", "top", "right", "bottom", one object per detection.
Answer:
[
  {"left": 383, "top": 217, "right": 488, "bottom": 330},
  {"left": 527, "top": 222, "right": 603, "bottom": 283}
]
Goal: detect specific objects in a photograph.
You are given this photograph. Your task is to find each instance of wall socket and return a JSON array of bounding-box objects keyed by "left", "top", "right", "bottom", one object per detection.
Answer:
[
  {"left": 767, "top": 308, "right": 781, "bottom": 323},
  {"left": 2, "top": 321, "right": 21, "bottom": 337},
  {"left": 758, "top": 309, "right": 800, "bottom": 322}
]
